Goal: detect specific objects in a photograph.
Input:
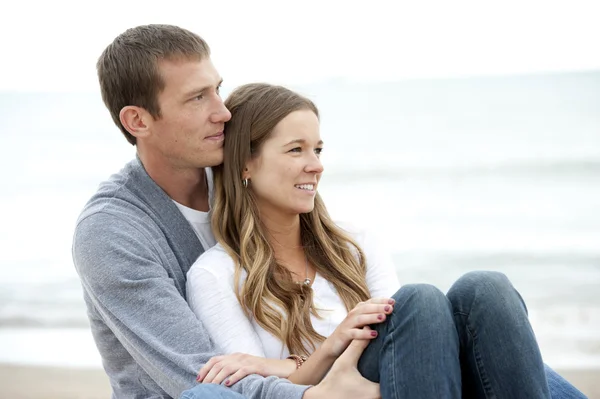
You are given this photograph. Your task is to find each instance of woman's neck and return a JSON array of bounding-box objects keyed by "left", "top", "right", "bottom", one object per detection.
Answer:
[
  {"left": 262, "top": 215, "right": 302, "bottom": 252},
  {"left": 261, "top": 213, "right": 316, "bottom": 284}
]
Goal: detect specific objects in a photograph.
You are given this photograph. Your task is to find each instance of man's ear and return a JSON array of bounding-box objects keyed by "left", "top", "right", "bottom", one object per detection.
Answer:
[{"left": 119, "top": 106, "right": 153, "bottom": 139}]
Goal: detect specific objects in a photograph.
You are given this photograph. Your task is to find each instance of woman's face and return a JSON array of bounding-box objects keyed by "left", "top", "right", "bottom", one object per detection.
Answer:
[{"left": 245, "top": 109, "right": 324, "bottom": 220}]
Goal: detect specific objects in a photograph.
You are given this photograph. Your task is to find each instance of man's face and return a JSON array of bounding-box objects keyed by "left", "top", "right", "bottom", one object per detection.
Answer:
[{"left": 147, "top": 57, "right": 231, "bottom": 169}]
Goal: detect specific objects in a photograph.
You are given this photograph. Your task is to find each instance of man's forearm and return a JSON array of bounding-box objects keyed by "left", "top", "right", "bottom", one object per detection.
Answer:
[{"left": 301, "top": 386, "right": 324, "bottom": 399}]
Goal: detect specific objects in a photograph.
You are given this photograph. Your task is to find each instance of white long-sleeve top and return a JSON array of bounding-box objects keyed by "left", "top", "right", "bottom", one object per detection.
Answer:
[{"left": 186, "top": 225, "right": 399, "bottom": 359}]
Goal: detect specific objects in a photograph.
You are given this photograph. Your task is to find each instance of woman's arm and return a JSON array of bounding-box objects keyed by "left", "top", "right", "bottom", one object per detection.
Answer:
[
  {"left": 285, "top": 224, "right": 400, "bottom": 385},
  {"left": 186, "top": 260, "right": 266, "bottom": 357},
  {"left": 187, "top": 258, "right": 303, "bottom": 384},
  {"left": 285, "top": 344, "right": 337, "bottom": 385},
  {"left": 286, "top": 299, "right": 394, "bottom": 386},
  {"left": 196, "top": 297, "right": 394, "bottom": 387},
  {"left": 360, "top": 227, "right": 400, "bottom": 297},
  {"left": 187, "top": 246, "right": 393, "bottom": 387}
]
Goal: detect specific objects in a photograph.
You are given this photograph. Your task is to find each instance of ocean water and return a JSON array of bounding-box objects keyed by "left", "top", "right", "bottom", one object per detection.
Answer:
[{"left": 0, "top": 71, "right": 599, "bottom": 369}]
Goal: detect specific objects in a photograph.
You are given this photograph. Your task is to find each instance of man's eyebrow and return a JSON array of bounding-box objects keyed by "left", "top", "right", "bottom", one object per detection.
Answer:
[
  {"left": 183, "top": 78, "right": 223, "bottom": 98},
  {"left": 282, "top": 139, "right": 324, "bottom": 146}
]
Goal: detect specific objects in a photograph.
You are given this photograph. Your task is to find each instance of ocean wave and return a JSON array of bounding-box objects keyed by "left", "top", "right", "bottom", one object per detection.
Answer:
[
  {"left": 324, "top": 158, "right": 600, "bottom": 180},
  {"left": 393, "top": 250, "right": 600, "bottom": 268},
  {"left": 0, "top": 316, "right": 90, "bottom": 328}
]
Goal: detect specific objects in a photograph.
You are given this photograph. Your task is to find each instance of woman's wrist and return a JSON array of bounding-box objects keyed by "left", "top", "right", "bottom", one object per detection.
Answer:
[
  {"left": 319, "top": 337, "right": 343, "bottom": 360},
  {"left": 287, "top": 354, "right": 308, "bottom": 369},
  {"left": 281, "top": 358, "right": 298, "bottom": 377}
]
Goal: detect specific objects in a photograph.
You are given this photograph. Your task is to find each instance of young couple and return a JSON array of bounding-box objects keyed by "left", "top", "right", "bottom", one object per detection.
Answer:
[{"left": 73, "top": 24, "right": 586, "bottom": 399}]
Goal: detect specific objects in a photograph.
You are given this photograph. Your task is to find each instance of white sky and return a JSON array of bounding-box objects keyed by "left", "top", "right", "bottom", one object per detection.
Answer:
[{"left": 1, "top": 0, "right": 599, "bottom": 91}]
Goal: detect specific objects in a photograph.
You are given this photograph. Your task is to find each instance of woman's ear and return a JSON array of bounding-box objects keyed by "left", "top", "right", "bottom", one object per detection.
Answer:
[{"left": 242, "top": 165, "right": 251, "bottom": 180}]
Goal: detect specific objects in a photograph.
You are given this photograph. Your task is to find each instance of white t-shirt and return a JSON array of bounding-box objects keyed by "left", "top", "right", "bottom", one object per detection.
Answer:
[
  {"left": 174, "top": 168, "right": 216, "bottom": 250},
  {"left": 186, "top": 224, "right": 400, "bottom": 359}
]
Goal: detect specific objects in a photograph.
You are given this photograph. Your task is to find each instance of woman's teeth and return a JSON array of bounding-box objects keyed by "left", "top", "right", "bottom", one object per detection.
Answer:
[{"left": 295, "top": 184, "right": 314, "bottom": 191}]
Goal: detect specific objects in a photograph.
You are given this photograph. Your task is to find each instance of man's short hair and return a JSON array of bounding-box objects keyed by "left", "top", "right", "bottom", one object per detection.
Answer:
[{"left": 97, "top": 24, "right": 211, "bottom": 145}]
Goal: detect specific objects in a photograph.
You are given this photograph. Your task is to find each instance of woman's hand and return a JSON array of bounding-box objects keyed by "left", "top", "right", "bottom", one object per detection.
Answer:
[
  {"left": 322, "top": 297, "right": 395, "bottom": 357},
  {"left": 197, "top": 353, "right": 297, "bottom": 386}
]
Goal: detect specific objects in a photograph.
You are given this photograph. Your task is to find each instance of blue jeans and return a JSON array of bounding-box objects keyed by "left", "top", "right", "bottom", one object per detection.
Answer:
[
  {"left": 180, "top": 271, "right": 586, "bottom": 399},
  {"left": 357, "top": 271, "right": 587, "bottom": 398},
  {"left": 180, "top": 383, "right": 245, "bottom": 398},
  {"left": 178, "top": 367, "right": 587, "bottom": 399}
]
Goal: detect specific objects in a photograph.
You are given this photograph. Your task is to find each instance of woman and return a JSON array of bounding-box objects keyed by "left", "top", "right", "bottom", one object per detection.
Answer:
[{"left": 186, "top": 83, "right": 584, "bottom": 398}]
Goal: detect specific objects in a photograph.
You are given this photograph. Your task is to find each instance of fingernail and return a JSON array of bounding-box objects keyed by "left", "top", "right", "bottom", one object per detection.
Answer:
[
  {"left": 371, "top": 331, "right": 378, "bottom": 337},
  {"left": 196, "top": 376, "right": 201, "bottom": 382},
  {"left": 384, "top": 306, "right": 391, "bottom": 312},
  {"left": 388, "top": 299, "right": 395, "bottom": 304},
  {"left": 377, "top": 314, "right": 383, "bottom": 320},
  {"left": 225, "top": 380, "right": 230, "bottom": 386}
]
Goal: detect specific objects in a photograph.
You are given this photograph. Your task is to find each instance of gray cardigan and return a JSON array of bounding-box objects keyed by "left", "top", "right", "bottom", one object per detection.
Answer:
[{"left": 72, "top": 157, "right": 308, "bottom": 399}]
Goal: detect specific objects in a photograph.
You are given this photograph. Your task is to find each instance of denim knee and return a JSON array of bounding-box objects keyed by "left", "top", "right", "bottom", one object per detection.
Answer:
[
  {"left": 394, "top": 283, "right": 447, "bottom": 305},
  {"left": 447, "top": 271, "right": 526, "bottom": 315},
  {"left": 393, "top": 284, "right": 455, "bottom": 326}
]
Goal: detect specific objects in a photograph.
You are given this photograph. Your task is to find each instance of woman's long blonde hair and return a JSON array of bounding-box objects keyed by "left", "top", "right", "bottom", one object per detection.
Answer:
[{"left": 212, "top": 83, "right": 370, "bottom": 356}]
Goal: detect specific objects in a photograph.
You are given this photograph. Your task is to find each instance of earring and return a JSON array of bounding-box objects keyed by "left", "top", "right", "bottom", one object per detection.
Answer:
[{"left": 242, "top": 178, "right": 249, "bottom": 188}]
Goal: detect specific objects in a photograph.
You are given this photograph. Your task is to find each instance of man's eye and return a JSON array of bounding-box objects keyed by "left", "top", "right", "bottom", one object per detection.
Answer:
[
  {"left": 289, "top": 147, "right": 301, "bottom": 153},
  {"left": 194, "top": 94, "right": 204, "bottom": 100},
  {"left": 315, "top": 148, "right": 323, "bottom": 155}
]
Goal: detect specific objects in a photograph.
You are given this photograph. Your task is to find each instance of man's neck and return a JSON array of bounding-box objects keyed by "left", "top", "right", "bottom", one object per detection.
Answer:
[{"left": 138, "top": 151, "right": 210, "bottom": 212}]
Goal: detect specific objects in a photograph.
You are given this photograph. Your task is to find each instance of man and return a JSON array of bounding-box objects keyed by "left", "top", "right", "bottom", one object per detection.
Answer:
[{"left": 72, "top": 24, "right": 378, "bottom": 399}]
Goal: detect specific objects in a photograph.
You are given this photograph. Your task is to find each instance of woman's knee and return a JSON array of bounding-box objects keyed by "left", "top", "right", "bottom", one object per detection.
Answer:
[
  {"left": 393, "top": 284, "right": 453, "bottom": 319},
  {"left": 449, "top": 271, "right": 513, "bottom": 297},
  {"left": 447, "top": 271, "right": 525, "bottom": 314},
  {"left": 394, "top": 283, "right": 445, "bottom": 302},
  {"left": 463, "top": 270, "right": 511, "bottom": 287}
]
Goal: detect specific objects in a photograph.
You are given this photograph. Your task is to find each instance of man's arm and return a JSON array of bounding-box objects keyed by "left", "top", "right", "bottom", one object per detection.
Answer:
[{"left": 73, "top": 211, "right": 309, "bottom": 399}]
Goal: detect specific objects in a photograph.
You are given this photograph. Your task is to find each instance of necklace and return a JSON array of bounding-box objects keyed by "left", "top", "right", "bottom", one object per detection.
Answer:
[{"left": 299, "top": 256, "right": 311, "bottom": 286}]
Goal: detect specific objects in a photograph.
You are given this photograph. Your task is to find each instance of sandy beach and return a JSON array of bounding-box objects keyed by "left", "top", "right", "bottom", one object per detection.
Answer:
[
  {"left": 0, "top": 363, "right": 597, "bottom": 398},
  {"left": 0, "top": 364, "right": 111, "bottom": 399}
]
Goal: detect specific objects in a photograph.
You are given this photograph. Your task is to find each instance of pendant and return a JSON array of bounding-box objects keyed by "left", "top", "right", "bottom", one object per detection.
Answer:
[{"left": 302, "top": 278, "right": 311, "bottom": 286}]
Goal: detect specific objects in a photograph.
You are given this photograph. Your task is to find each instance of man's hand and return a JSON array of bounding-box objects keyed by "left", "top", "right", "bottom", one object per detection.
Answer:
[
  {"left": 304, "top": 327, "right": 380, "bottom": 399},
  {"left": 197, "top": 353, "right": 296, "bottom": 386}
]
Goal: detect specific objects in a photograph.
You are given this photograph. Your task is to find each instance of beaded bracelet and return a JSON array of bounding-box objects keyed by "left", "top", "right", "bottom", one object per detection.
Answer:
[{"left": 287, "top": 354, "right": 308, "bottom": 369}]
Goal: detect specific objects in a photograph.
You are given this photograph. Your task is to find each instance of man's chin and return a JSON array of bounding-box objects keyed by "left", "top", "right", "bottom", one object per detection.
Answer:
[{"left": 200, "top": 150, "right": 224, "bottom": 168}]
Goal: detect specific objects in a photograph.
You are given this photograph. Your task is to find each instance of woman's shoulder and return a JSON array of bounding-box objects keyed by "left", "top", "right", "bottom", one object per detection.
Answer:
[
  {"left": 188, "top": 243, "right": 236, "bottom": 278},
  {"left": 334, "top": 220, "right": 389, "bottom": 256},
  {"left": 335, "top": 221, "right": 370, "bottom": 243}
]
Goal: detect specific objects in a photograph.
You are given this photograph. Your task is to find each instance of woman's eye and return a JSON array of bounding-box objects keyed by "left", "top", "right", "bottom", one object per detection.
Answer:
[
  {"left": 315, "top": 148, "right": 323, "bottom": 155},
  {"left": 289, "top": 147, "right": 302, "bottom": 153}
]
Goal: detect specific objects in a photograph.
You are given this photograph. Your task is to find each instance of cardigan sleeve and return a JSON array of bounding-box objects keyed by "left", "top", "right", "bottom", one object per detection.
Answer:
[{"left": 73, "top": 212, "right": 308, "bottom": 399}]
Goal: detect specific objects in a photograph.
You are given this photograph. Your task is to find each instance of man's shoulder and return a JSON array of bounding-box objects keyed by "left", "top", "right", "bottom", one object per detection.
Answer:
[
  {"left": 76, "top": 159, "right": 152, "bottom": 225},
  {"left": 73, "top": 164, "right": 163, "bottom": 255}
]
